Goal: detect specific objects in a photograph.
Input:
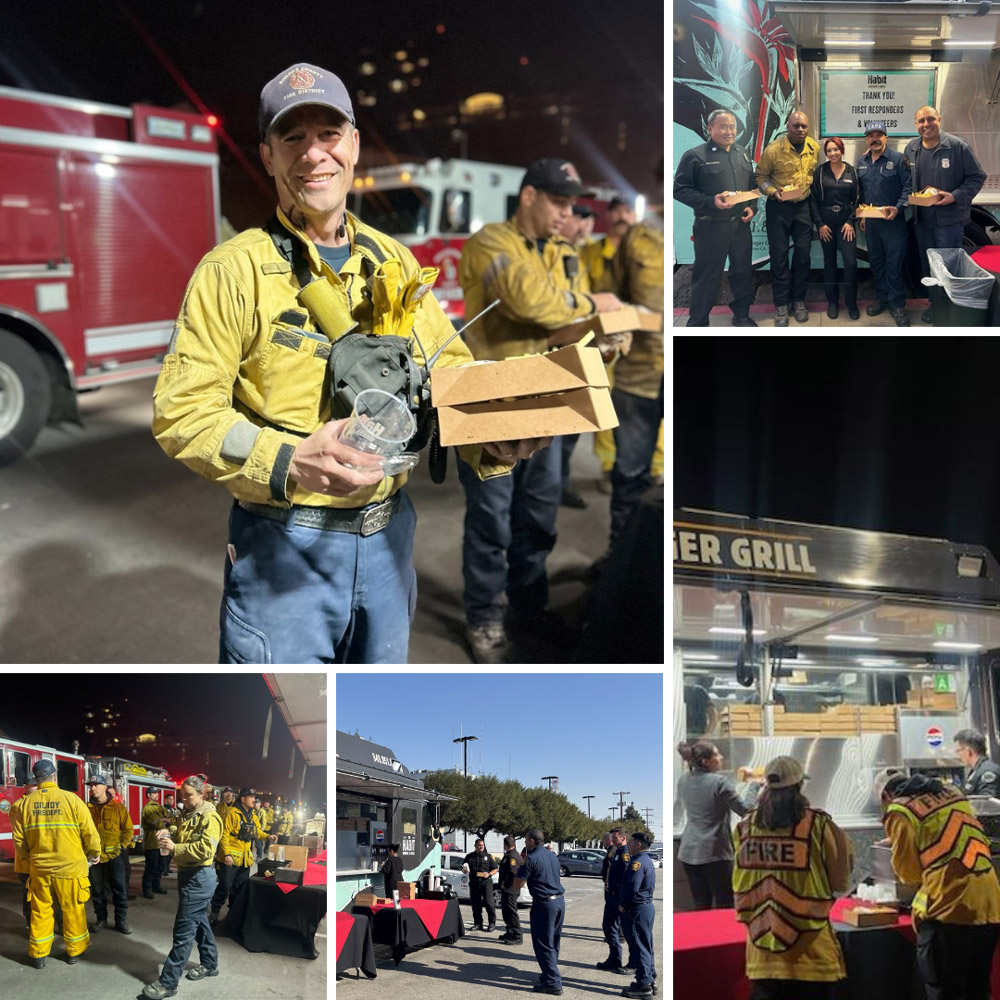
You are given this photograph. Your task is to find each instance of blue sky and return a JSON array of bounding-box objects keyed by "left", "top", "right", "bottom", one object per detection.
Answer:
[{"left": 336, "top": 672, "right": 664, "bottom": 840}]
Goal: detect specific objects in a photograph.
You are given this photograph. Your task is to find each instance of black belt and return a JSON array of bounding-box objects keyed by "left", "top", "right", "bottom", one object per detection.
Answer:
[
  {"left": 238, "top": 493, "right": 401, "bottom": 537},
  {"left": 695, "top": 214, "right": 741, "bottom": 223},
  {"left": 821, "top": 205, "right": 846, "bottom": 213}
]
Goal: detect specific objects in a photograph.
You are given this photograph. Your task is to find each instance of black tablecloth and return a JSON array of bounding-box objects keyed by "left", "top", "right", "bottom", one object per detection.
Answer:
[
  {"left": 228, "top": 874, "right": 327, "bottom": 958},
  {"left": 336, "top": 912, "right": 377, "bottom": 979},
  {"left": 352, "top": 898, "right": 464, "bottom": 966}
]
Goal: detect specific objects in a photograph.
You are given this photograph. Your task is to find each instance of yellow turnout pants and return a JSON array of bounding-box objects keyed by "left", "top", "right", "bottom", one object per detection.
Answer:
[
  {"left": 28, "top": 873, "right": 91, "bottom": 958},
  {"left": 594, "top": 368, "right": 664, "bottom": 476}
]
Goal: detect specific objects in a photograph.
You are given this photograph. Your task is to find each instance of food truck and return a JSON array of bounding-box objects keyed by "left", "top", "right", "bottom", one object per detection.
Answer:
[
  {"left": 673, "top": 0, "right": 1000, "bottom": 269},
  {"left": 336, "top": 730, "right": 457, "bottom": 910},
  {"left": 672, "top": 508, "right": 1000, "bottom": 908}
]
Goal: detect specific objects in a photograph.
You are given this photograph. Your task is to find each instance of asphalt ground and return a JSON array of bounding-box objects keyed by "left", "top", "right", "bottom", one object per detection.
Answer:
[
  {"left": 0, "top": 377, "right": 615, "bottom": 664},
  {"left": 337, "top": 875, "right": 664, "bottom": 1000},
  {"left": 0, "top": 858, "right": 326, "bottom": 1000}
]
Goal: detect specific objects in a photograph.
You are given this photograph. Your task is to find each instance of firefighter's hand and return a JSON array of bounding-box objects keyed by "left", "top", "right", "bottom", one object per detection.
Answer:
[
  {"left": 936, "top": 191, "right": 956, "bottom": 206},
  {"left": 289, "top": 420, "right": 387, "bottom": 497},
  {"left": 483, "top": 437, "right": 553, "bottom": 463},
  {"left": 741, "top": 206, "right": 755, "bottom": 223},
  {"left": 224, "top": 855, "right": 234, "bottom": 867},
  {"left": 591, "top": 292, "right": 625, "bottom": 313},
  {"left": 885, "top": 206, "right": 899, "bottom": 220},
  {"left": 268, "top": 835, "right": 278, "bottom": 843}
]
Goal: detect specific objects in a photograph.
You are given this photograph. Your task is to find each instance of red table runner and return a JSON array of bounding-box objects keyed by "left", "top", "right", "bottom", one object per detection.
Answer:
[
  {"left": 336, "top": 911, "right": 354, "bottom": 960},
  {"left": 275, "top": 851, "right": 327, "bottom": 895},
  {"left": 365, "top": 899, "right": 449, "bottom": 938}
]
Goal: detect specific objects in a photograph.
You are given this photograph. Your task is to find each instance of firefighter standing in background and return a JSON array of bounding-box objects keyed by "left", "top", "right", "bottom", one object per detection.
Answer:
[
  {"left": 498, "top": 835, "right": 523, "bottom": 944},
  {"left": 215, "top": 786, "right": 236, "bottom": 826},
  {"left": 673, "top": 109, "right": 757, "bottom": 328},
  {"left": 600, "top": 825, "right": 635, "bottom": 973},
  {"left": 142, "top": 788, "right": 170, "bottom": 899},
  {"left": 10, "top": 759, "right": 101, "bottom": 969},
  {"left": 276, "top": 806, "right": 295, "bottom": 845},
  {"left": 618, "top": 831, "right": 658, "bottom": 999},
  {"left": 463, "top": 837, "right": 499, "bottom": 931},
  {"left": 458, "top": 156, "right": 624, "bottom": 664},
  {"left": 953, "top": 728, "right": 1000, "bottom": 795},
  {"left": 210, "top": 787, "right": 276, "bottom": 923},
  {"left": 87, "top": 773, "right": 133, "bottom": 934},
  {"left": 732, "top": 756, "right": 853, "bottom": 1000},
  {"left": 875, "top": 768, "right": 1000, "bottom": 999}
]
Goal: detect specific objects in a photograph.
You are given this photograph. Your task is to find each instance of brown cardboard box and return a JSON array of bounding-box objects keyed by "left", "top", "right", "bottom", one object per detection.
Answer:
[
  {"left": 720, "top": 189, "right": 761, "bottom": 206},
  {"left": 432, "top": 344, "right": 617, "bottom": 447},
  {"left": 546, "top": 308, "right": 641, "bottom": 347},
  {"left": 354, "top": 892, "right": 385, "bottom": 907},
  {"left": 303, "top": 834, "right": 324, "bottom": 852},
  {"left": 396, "top": 881, "right": 418, "bottom": 899},
  {"left": 856, "top": 206, "right": 891, "bottom": 219},
  {"left": 269, "top": 844, "right": 308, "bottom": 870},
  {"left": 839, "top": 904, "right": 898, "bottom": 927},
  {"left": 909, "top": 191, "right": 942, "bottom": 206},
  {"left": 635, "top": 308, "right": 664, "bottom": 333},
  {"left": 778, "top": 187, "right": 803, "bottom": 202}
]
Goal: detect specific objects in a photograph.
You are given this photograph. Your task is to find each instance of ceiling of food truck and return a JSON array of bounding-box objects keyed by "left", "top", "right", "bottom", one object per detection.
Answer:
[
  {"left": 774, "top": 1, "right": 1000, "bottom": 49},
  {"left": 263, "top": 673, "right": 326, "bottom": 767},
  {"left": 675, "top": 584, "right": 1000, "bottom": 654}
]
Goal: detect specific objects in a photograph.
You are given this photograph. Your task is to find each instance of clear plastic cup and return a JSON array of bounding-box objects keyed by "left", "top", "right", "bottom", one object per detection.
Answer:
[{"left": 339, "top": 389, "right": 416, "bottom": 462}]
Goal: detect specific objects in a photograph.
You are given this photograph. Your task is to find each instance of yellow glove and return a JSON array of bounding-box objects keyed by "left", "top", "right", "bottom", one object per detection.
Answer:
[{"left": 396, "top": 267, "right": 440, "bottom": 344}]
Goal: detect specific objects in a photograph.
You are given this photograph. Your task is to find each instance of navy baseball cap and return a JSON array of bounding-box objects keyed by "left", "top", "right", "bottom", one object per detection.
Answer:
[
  {"left": 31, "top": 760, "right": 54, "bottom": 782},
  {"left": 572, "top": 203, "right": 595, "bottom": 219},
  {"left": 864, "top": 121, "right": 888, "bottom": 135},
  {"left": 520, "top": 158, "right": 594, "bottom": 198},
  {"left": 608, "top": 195, "right": 633, "bottom": 211},
  {"left": 238, "top": 787, "right": 257, "bottom": 798},
  {"left": 259, "top": 63, "right": 355, "bottom": 138},
  {"left": 87, "top": 773, "right": 111, "bottom": 785}
]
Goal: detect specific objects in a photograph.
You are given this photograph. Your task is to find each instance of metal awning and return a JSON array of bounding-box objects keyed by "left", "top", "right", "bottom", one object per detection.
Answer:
[
  {"left": 263, "top": 674, "right": 327, "bottom": 767},
  {"left": 336, "top": 766, "right": 458, "bottom": 803}
]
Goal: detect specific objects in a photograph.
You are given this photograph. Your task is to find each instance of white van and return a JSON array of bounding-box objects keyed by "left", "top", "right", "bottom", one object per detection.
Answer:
[{"left": 438, "top": 849, "right": 532, "bottom": 908}]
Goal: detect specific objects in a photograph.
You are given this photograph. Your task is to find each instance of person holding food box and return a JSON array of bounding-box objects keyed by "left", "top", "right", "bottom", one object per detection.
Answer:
[
  {"left": 856, "top": 122, "right": 912, "bottom": 327},
  {"left": 673, "top": 108, "right": 758, "bottom": 328},
  {"left": 756, "top": 112, "right": 821, "bottom": 327},
  {"left": 903, "top": 106, "right": 986, "bottom": 324},
  {"left": 809, "top": 137, "right": 861, "bottom": 322}
]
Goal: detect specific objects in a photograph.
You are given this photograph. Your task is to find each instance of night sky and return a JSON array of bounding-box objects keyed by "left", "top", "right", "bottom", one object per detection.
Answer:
[
  {"left": 3, "top": 2, "right": 664, "bottom": 229},
  {"left": 674, "top": 337, "right": 1000, "bottom": 560},
  {"left": 0, "top": 673, "right": 326, "bottom": 808}
]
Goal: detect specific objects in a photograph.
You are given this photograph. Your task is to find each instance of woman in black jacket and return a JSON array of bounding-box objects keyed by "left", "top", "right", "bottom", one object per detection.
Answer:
[{"left": 810, "top": 137, "right": 861, "bottom": 320}]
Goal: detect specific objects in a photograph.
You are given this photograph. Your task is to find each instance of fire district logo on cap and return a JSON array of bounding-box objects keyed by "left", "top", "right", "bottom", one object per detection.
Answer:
[
  {"left": 288, "top": 69, "right": 316, "bottom": 91},
  {"left": 561, "top": 162, "right": 582, "bottom": 182}
]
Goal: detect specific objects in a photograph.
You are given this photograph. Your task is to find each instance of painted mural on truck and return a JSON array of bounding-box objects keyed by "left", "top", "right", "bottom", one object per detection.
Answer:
[{"left": 674, "top": 0, "right": 800, "bottom": 266}]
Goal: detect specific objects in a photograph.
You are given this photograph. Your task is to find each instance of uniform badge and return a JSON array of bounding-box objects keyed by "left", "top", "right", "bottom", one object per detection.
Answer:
[
  {"left": 942, "top": 158, "right": 950, "bottom": 169},
  {"left": 886, "top": 161, "right": 894, "bottom": 171},
  {"left": 631, "top": 861, "right": 641, "bottom": 871},
  {"left": 622, "top": 853, "right": 630, "bottom": 863},
  {"left": 510, "top": 859, "right": 517, "bottom": 866}
]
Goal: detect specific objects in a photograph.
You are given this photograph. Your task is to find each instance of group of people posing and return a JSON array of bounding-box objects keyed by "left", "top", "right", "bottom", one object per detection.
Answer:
[
  {"left": 676, "top": 728, "right": 1000, "bottom": 1000},
  {"left": 675, "top": 105, "right": 987, "bottom": 327},
  {"left": 10, "top": 761, "right": 296, "bottom": 999}
]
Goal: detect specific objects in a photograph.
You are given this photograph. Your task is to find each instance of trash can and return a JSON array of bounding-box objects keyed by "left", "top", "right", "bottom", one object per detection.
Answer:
[
  {"left": 922, "top": 248, "right": 994, "bottom": 327},
  {"left": 970, "top": 246, "right": 1000, "bottom": 328}
]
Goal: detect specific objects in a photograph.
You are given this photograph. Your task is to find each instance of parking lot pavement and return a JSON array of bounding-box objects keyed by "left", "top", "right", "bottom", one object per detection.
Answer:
[
  {"left": 338, "top": 876, "right": 664, "bottom": 999},
  {"left": 0, "top": 861, "right": 325, "bottom": 1000}
]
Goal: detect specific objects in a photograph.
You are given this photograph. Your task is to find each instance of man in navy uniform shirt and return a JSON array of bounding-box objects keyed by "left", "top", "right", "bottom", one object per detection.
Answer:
[
  {"left": 856, "top": 122, "right": 912, "bottom": 326},
  {"left": 498, "top": 835, "right": 523, "bottom": 944},
  {"left": 514, "top": 828, "right": 565, "bottom": 994},
  {"left": 463, "top": 837, "right": 498, "bottom": 932},
  {"left": 598, "top": 826, "right": 633, "bottom": 972},
  {"left": 954, "top": 728, "right": 1000, "bottom": 795},
  {"left": 618, "top": 831, "right": 657, "bottom": 998}
]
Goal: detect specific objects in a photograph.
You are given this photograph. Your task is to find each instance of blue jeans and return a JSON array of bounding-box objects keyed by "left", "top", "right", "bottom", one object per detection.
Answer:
[
  {"left": 915, "top": 222, "right": 966, "bottom": 276},
  {"left": 458, "top": 443, "right": 561, "bottom": 626},
  {"left": 622, "top": 903, "right": 656, "bottom": 986},
  {"left": 90, "top": 853, "right": 128, "bottom": 924},
  {"left": 219, "top": 494, "right": 417, "bottom": 664},
  {"left": 160, "top": 866, "right": 218, "bottom": 988},
  {"left": 559, "top": 434, "right": 579, "bottom": 488},
  {"left": 529, "top": 895, "right": 564, "bottom": 988},
  {"left": 610, "top": 385, "right": 664, "bottom": 544}
]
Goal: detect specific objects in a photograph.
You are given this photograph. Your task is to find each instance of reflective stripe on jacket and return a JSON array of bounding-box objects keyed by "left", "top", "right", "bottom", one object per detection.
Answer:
[
  {"left": 173, "top": 800, "right": 223, "bottom": 868},
  {"left": 459, "top": 216, "right": 594, "bottom": 361},
  {"left": 10, "top": 782, "right": 101, "bottom": 879},
  {"left": 884, "top": 783, "right": 1000, "bottom": 926},
  {"left": 88, "top": 797, "right": 133, "bottom": 862},
  {"left": 153, "top": 208, "right": 512, "bottom": 508},
  {"left": 732, "top": 807, "right": 851, "bottom": 982}
]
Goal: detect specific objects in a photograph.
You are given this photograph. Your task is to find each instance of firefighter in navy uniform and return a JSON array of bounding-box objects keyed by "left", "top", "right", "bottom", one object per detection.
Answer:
[
  {"left": 498, "top": 835, "right": 523, "bottom": 944},
  {"left": 463, "top": 837, "right": 498, "bottom": 931},
  {"left": 732, "top": 756, "right": 853, "bottom": 1000},
  {"left": 875, "top": 767, "right": 1000, "bottom": 1000},
  {"left": 598, "top": 826, "right": 633, "bottom": 972},
  {"left": 674, "top": 108, "right": 757, "bottom": 328},
  {"left": 953, "top": 728, "right": 1000, "bottom": 796},
  {"left": 618, "top": 831, "right": 658, "bottom": 998},
  {"left": 513, "top": 828, "right": 566, "bottom": 995}
]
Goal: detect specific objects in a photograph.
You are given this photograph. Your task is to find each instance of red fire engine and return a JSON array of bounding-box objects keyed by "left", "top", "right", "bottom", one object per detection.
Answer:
[
  {"left": 0, "top": 736, "right": 176, "bottom": 861},
  {"left": 0, "top": 85, "right": 220, "bottom": 465}
]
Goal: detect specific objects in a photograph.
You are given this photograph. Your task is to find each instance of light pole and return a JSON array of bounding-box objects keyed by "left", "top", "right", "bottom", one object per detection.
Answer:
[
  {"left": 583, "top": 795, "right": 595, "bottom": 817},
  {"left": 541, "top": 775, "right": 559, "bottom": 791},
  {"left": 453, "top": 735, "right": 478, "bottom": 851}
]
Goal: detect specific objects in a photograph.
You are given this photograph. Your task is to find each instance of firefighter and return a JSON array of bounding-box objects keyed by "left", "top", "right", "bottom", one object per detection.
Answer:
[
  {"left": 457, "top": 156, "right": 625, "bottom": 663},
  {"left": 276, "top": 806, "right": 295, "bottom": 844},
  {"left": 86, "top": 773, "right": 133, "bottom": 934},
  {"left": 152, "top": 62, "right": 544, "bottom": 665},
  {"left": 498, "top": 835, "right": 523, "bottom": 945},
  {"left": 732, "top": 756, "right": 853, "bottom": 1000},
  {"left": 210, "top": 787, "right": 277, "bottom": 923},
  {"left": 463, "top": 837, "right": 498, "bottom": 931},
  {"left": 10, "top": 759, "right": 101, "bottom": 969},
  {"left": 875, "top": 768, "right": 1000, "bottom": 999},
  {"left": 142, "top": 788, "right": 170, "bottom": 899},
  {"left": 598, "top": 826, "right": 634, "bottom": 972},
  {"left": 215, "top": 785, "right": 236, "bottom": 826},
  {"left": 618, "top": 831, "right": 657, "bottom": 999},
  {"left": 953, "top": 728, "right": 1000, "bottom": 795}
]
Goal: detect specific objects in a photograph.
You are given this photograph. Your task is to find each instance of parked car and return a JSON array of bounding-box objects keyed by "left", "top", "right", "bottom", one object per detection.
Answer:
[
  {"left": 438, "top": 850, "right": 531, "bottom": 907},
  {"left": 646, "top": 851, "right": 663, "bottom": 869},
  {"left": 557, "top": 849, "right": 607, "bottom": 877}
]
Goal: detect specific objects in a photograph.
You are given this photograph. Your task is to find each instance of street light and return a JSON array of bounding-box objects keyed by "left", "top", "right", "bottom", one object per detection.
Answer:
[
  {"left": 541, "top": 775, "right": 559, "bottom": 791},
  {"left": 583, "top": 795, "right": 595, "bottom": 818},
  {"left": 453, "top": 735, "right": 478, "bottom": 851}
]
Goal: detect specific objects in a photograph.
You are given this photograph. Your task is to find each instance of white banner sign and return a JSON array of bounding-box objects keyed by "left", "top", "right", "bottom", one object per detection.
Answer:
[{"left": 820, "top": 69, "right": 936, "bottom": 138}]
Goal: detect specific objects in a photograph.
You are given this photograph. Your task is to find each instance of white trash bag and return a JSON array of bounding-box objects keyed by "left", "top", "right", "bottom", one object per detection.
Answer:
[{"left": 921, "top": 248, "right": 994, "bottom": 310}]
